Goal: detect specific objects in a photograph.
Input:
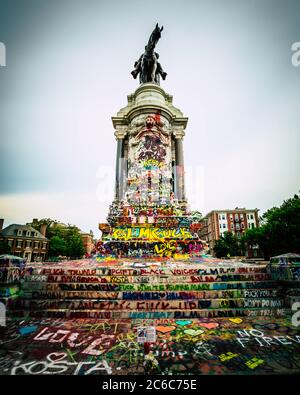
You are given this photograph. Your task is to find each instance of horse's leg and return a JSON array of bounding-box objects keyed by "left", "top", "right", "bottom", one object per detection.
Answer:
[
  {"left": 151, "top": 61, "right": 157, "bottom": 83},
  {"left": 141, "top": 59, "right": 147, "bottom": 83},
  {"left": 142, "top": 57, "right": 151, "bottom": 83}
]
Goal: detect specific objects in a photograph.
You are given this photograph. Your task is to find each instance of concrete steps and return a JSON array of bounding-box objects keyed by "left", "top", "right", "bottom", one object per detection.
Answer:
[
  {"left": 0, "top": 267, "right": 21, "bottom": 308},
  {"left": 8, "top": 297, "right": 285, "bottom": 310},
  {"left": 5, "top": 261, "right": 287, "bottom": 319},
  {"left": 8, "top": 308, "right": 285, "bottom": 319},
  {"left": 20, "top": 280, "right": 278, "bottom": 291},
  {"left": 19, "top": 288, "right": 280, "bottom": 299}
]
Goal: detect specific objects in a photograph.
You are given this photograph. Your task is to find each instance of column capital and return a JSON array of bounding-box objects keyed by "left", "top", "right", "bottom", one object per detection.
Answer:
[
  {"left": 114, "top": 128, "right": 127, "bottom": 140},
  {"left": 173, "top": 128, "right": 185, "bottom": 139}
]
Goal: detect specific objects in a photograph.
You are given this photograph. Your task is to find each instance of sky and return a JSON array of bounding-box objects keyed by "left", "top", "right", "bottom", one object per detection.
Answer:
[{"left": 0, "top": 0, "right": 299, "bottom": 237}]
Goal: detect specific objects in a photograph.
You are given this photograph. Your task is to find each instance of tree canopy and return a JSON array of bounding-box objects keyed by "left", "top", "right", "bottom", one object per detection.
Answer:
[
  {"left": 30, "top": 218, "right": 85, "bottom": 259},
  {"left": 242, "top": 193, "right": 300, "bottom": 259},
  {"left": 0, "top": 240, "right": 12, "bottom": 255},
  {"left": 214, "top": 231, "right": 244, "bottom": 258}
]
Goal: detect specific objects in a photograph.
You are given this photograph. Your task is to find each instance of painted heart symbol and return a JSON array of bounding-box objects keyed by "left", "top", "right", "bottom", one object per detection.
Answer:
[
  {"left": 184, "top": 329, "right": 204, "bottom": 336},
  {"left": 156, "top": 326, "right": 176, "bottom": 333},
  {"left": 199, "top": 322, "right": 219, "bottom": 329},
  {"left": 229, "top": 318, "right": 243, "bottom": 324},
  {"left": 175, "top": 320, "right": 192, "bottom": 327},
  {"left": 48, "top": 352, "right": 67, "bottom": 362}
]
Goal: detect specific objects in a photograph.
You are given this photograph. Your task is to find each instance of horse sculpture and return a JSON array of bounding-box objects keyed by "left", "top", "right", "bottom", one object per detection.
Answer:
[{"left": 131, "top": 23, "right": 167, "bottom": 85}]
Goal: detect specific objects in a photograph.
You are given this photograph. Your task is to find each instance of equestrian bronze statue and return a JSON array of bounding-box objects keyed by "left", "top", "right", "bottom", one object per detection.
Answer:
[{"left": 131, "top": 23, "right": 167, "bottom": 85}]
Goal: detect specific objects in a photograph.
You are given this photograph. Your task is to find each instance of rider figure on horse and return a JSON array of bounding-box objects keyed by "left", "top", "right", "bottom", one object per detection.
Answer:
[{"left": 131, "top": 23, "right": 167, "bottom": 85}]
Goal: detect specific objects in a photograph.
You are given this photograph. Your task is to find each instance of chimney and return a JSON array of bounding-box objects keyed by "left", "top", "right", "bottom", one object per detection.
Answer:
[
  {"left": 0, "top": 219, "right": 3, "bottom": 232},
  {"left": 40, "top": 224, "right": 47, "bottom": 237}
]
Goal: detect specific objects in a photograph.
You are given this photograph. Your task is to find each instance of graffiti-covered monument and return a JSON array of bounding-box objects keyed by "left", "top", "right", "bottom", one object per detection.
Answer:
[
  {"left": 98, "top": 24, "right": 204, "bottom": 259},
  {"left": 4, "top": 25, "right": 293, "bottom": 324}
]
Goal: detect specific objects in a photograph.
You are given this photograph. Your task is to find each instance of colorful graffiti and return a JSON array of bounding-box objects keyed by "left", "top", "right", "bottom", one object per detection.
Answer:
[
  {"left": 98, "top": 111, "right": 206, "bottom": 259},
  {"left": 111, "top": 227, "right": 193, "bottom": 241},
  {"left": 1, "top": 315, "right": 300, "bottom": 375},
  {"left": 3, "top": 258, "right": 288, "bottom": 323}
]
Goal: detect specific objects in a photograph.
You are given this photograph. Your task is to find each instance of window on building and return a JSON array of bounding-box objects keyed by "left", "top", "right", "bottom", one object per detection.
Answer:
[
  {"left": 241, "top": 223, "right": 244, "bottom": 229},
  {"left": 230, "top": 214, "right": 233, "bottom": 221},
  {"left": 42, "top": 243, "right": 47, "bottom": 249},
  {"left": 231, "top": 224, "right": 234, "bottom": 229},
  {"left": 235, "top": 214, "right": 239, "bottom": 220},
  {"left": 35, "top": 241, "right": 39, "bottom": 249},
  {"left": 220, "top": 224, "right": 222, "bottom": 229},
  {"left": 17, "top": 240, "right": 22, "bottom": 248},
  {"left": 222, "top": 215, "right": 225, "bottom": 220},
  {"left": 236, "top": 224, "right": 240, "bottom": 230},
  {"left": 26, "top": 240, "right": 31, "bottom": 247},
  {"left": 8, "top": 239, "right": 13, "bottom": 247},
  {"left": 223, "top": 224, "right": 226, "bottom": 228},
  {"left": 250, "top": 214, "right": 254, "bottom": 220},
  {"left": 236, "top": 232, "right": 241, "bottom": 238},
  {"left": 240, "top": 214, "right": 244, "bottom": 219},
  {"left": 219, "top": 215, "right": 221, "bottom": 220},
  {"left": 252, "top": 223, "right": 255, "bottom": 229},
  {"left": 17, "top": 229, "right": 22, "bottom": 236}
]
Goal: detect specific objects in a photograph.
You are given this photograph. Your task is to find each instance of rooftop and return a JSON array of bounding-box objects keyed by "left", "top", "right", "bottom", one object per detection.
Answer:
[
  {"left": 202, "top": 208, "right": 259, "bottom": 218},
  {"left": 0, "top": 224, "right": 48, "bottom": 240}
]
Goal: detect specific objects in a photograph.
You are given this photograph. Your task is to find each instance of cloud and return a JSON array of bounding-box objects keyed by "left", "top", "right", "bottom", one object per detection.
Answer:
[
  {"left": 0, "top": 191, "right": 109, "bottom": 236},
  {"left": 1, "top": 0, "right": 300, "bottom": 232}
]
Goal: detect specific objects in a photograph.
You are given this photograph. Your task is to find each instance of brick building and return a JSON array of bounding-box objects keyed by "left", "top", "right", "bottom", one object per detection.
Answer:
[
  {"left": 0, "top": 219, "right": 49, "bottom": 262},
  {"left": 199, "top": 208, "right": 260, "bottom": 256},
  {"left": 80, "top": 231, "right": 94, "bottom": 256}
]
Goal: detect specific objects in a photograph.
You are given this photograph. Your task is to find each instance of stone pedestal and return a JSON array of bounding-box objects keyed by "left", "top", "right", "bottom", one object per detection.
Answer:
[
  {"left": 111, "top": 83, "right": 188, "bottom": 206},
  {"left": 99, "top": 83, "right": 203, "bottom": 258}
]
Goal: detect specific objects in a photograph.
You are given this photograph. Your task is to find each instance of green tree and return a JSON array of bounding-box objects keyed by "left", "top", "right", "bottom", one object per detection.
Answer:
[
  {"left": 263, "top": 194, "right": 300, "bottom": 255},
  {"left": 214, "top": 231, "right": 245, "bottom": 258},
  {"left": 66, "top": 233, "right": 85, "bottom": 259},
  {"left": 213, "top": 237, "right": 229, "bottom": 258},
  {"left": 0, "top": 240, "right": 12, "bottom": 254},
  {"left": 63, "top": 226, "right": 85, "bottom": 258},
  {"left": 242, "top": 193, "right": 300, "bottom": 259},
  {"left": 29, "top": 218, "right": 59, "bottom": 239},
  {"left": 30, "top": 219, "right": 85, "bottom": 259},
  {"left": 191, "top": 211, "right": 202, "bottom": 221},
  {"left": 48, "top": 236, "right": 67, "bottom": 257},
  {"left": 240, "top": 227, "right": 266, "bottom": 259}
]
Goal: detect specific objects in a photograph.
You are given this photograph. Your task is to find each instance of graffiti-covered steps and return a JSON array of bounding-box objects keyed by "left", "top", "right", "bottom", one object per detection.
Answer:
[
  {"left": 9, "top": 309, "right": 285, "bottom": 319},
  {"left": 3, "top": 259, "right": 287, "bottom": 319},
  {"left": 20, "top": 289, "right": 280, "bottom": 299}
]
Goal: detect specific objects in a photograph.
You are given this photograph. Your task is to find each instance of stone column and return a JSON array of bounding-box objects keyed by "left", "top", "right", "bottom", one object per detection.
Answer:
[
  {"left": 171, "top": 138, "right": 177, "bottom": 197},
  {"left": 114, "top": 129, "right": 127, "bottom": 201},
  {"left": 174, "top": 129, "right": 185, "bottom": 201},
  {"left": 120, "top": 137, "right": 128, "bottom": 200},
  {"left": 114, "top": 138, "right": 122, "bottom": 200}
]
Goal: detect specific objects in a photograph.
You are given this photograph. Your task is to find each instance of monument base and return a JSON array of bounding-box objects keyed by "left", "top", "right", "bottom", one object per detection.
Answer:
[{"left": 5, "top": 256, "right": 286, "bottom": 319}]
